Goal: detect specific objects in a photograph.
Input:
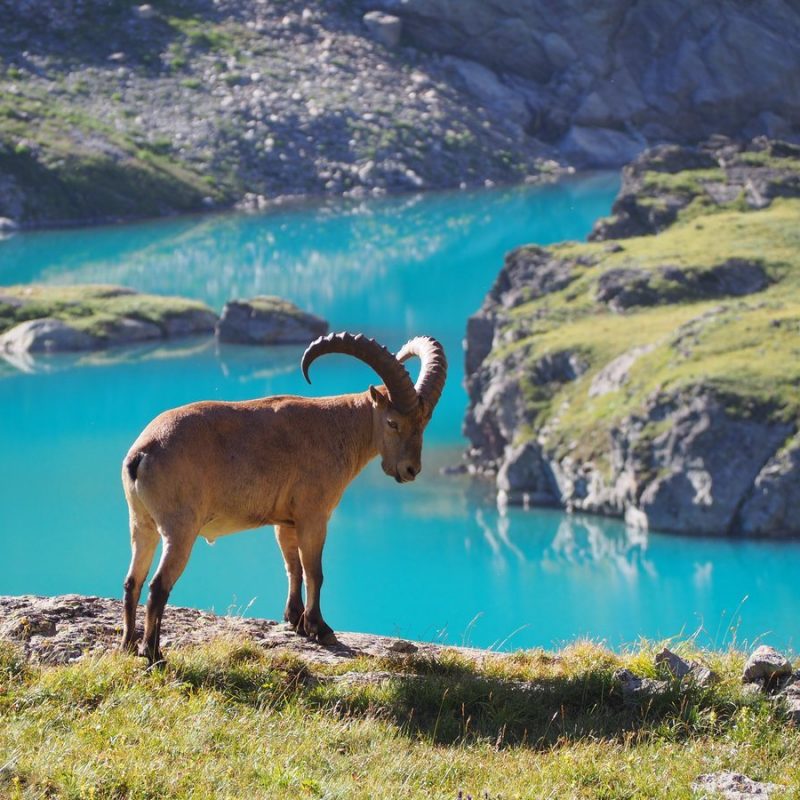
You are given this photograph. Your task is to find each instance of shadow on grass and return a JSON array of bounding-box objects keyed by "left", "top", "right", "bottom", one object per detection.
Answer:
[{"left": 166, "top": 643, "right": 736, "bottom": 749}]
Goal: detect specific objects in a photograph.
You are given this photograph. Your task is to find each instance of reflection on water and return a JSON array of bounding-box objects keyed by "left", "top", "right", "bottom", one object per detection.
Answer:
[
  {"left": 3, "top": 176, "right": 799, "bottom": 651},
  {"left": 472, "top": 503, "right": 653, "bottom": 580},
  {"left": 0, "top": 336, "right": 216, "bottom": 376},
  {"left": 546, "top": 516, "right": 654, "bottom": 581}
]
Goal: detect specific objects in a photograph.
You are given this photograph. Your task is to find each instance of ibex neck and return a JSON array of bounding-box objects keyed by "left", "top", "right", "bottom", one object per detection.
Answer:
[{"left": 328, "top": 392, "right": 379, "bottom": 479}]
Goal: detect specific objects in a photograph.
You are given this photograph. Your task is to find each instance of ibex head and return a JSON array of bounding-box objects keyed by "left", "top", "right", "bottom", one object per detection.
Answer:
[{"left": 301, "top": 332, "right": 447, "bottom": 483}]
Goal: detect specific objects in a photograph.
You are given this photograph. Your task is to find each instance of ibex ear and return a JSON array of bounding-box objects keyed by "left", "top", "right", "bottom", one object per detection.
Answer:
[{"left": 369, "top": 385, "right": 389, "bottom": 409}]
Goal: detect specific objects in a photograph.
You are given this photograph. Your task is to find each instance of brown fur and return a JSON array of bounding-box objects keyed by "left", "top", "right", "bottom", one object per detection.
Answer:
[{"left": 120, "top": 386, "right": 430, "bottom": 663}]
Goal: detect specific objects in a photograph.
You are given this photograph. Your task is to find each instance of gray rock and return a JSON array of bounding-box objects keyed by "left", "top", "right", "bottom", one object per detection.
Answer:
[
  {"left": 387, "top": 638, "right": 418, "bottom": 653},
  {"left": 778, "top": 683, "right": 800, "bottom": 724},
  {"left": 560, "top": 126, "right": 644, "bottom": 168},
  {"left": 736, "top": 434, "right": 800, "bottom": 537},
  {"left": 383, "top": 0, "right": 800, "bottom": 160},
  {"left": 0, "top": 310, "right": 216, "bottom": 354},
  {"left": 160, "top": 309, "right": 218, "bottom": 338},
  {"left": 637, "top": 395, "right": 793, "bottom": 536},
  {"left": 216, "top": 296, "right": 328, "bottom": 345},
  {"left": 742, "top": 646, "right": 793, "bottom": 685},
  {"left": 489, "top": 246, "right": 577, "bottom": 309},
  {"left": 655, "top": 647, "right": 716, "bottom": 686},
  {"left": 0, "top": 318, "right": 99, "bottom": 353},
  {"left": 442, "top": 56, "right": 530, "bottom": 128},
  {"left": 613, "top": 668, "right": 669, "bottom": 705},
  {"left": 497, "top": 442, "right": 559, "bottom": 507},
  {"left": 589, "top": 345, "right": 653, "bottom": 397},
  {"left": 655, "top": 647, "right": 693, "bottom": 679},
  {"left": 596, "top": 260, "right": 769, "bottom": 312},
  {"left": 0, "top": 594, "right": 483, "bottom": 667},
  {"left": 692, "top": 772, "right": 781, "bottom": 799},
  {"left": 596, "top": 268, "right": 658, "bottom": 310},
  {"left": 362, "top": 11, "right": 402, "bottom": 48}
]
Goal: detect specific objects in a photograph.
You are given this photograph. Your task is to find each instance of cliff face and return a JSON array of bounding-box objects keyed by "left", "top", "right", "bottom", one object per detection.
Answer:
[
  {"left": 463, "top": 137, "right": 800, "bottom": 536},
  {"left": 373, "top": 0, "right": 800, "bottom": 166}
]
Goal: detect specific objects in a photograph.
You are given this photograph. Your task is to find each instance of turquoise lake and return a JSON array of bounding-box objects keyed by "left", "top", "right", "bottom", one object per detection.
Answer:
[{"left": 2, "top": 175, "right": 799, "bottom": 652}]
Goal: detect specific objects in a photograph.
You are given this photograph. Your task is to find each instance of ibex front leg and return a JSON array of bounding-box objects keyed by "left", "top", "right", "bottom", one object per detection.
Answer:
[
  {"left": 275, "top": 524, "right": 304, "bottom": 630},
  {"left": 296, "top": 516, "right": 336, "bottom": 644}
]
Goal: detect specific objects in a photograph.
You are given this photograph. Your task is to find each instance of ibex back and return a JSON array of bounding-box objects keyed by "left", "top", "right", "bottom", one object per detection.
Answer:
[{"left": 120, "top": 332, "right": 447, "bottom": 663}]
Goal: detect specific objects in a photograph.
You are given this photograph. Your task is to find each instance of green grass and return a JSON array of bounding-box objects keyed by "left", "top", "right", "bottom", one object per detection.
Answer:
[
  {"left": 486, "top": 199, "right": 800, "bottom": 464},
  {"left": 238, "top": 296, "right": 315, "bottom": 318},
  {"left": 641, "top": 168, "right": 726, "bottom": 196},
  {"left": 0, "top": 285, "right": 214, "bottom": 339},
  {"left": 1, "top": 639, "right": 798, "bottom": 799}
]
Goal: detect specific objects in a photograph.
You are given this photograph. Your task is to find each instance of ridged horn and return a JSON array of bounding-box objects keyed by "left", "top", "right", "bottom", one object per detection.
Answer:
[
  {"left": 301, "top": 331, "right": 419, "bottom": 413},
  {"left": 395, "top": 335, "right": 447, "bottom": 413}
]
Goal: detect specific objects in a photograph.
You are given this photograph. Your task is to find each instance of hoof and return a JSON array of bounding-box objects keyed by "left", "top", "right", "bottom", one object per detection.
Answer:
[
  {"left": 284, "top": 603, "right": 304, "bottom": 629},
  {"left": 119, "top": 636, "right": 139, "bottom": 655},
  {"left": 318, "top": 632, "right": 339, "bottom": 647},
  {"left": 296, "top": 611, "right": 334, "bottom": 643},
  {"left": 137, "top": 643, "right": 165, "bottom": 666}
]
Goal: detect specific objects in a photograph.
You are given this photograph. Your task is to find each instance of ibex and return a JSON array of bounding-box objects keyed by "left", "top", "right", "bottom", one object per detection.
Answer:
[{"left": 120, "top": 332, "right": 447, "bottom": 663}]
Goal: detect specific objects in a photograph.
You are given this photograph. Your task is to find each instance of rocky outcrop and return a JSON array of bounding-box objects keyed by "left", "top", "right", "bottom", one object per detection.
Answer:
[
  {"left": 735, "top": 435, "right": 800, "bottom": 537},
  {"left": 216, "top": 296, "right": 328, "bottom": 345},
  {"left": 0, "top": 285, "right": 217, "bottom": 354},
  {"left": 373, "top": 1, "right": 800, "bottom": 166},
  {"left": 463, "top": 140, "right": 800, "bottom": 537},
  {"left": 590, "top": 138, "right": 800, "bottom": 240},
  {"left": 0, "top": 594, "right": 467, "bottom": 667},
  {"left": 595, "top": 260, "right": 770, "bottom": 312}
]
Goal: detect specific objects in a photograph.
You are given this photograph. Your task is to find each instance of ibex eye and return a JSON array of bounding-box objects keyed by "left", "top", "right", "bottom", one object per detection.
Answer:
[{"left": 387, "top": 420, "right": 399, "bottom": 430}]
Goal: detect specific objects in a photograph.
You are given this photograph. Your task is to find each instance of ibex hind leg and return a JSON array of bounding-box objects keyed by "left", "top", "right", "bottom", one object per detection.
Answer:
[
  {"left": 139, "top": 529, "right": 196, "bottom": 665},
  {"left": 121, "top": 510, "right": 159, "bottom": 653}
]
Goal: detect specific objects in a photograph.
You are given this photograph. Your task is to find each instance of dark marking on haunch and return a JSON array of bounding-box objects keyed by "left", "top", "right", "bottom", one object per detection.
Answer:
[{"left": 126, "top": 451, "right": 144, "bottom": 482}]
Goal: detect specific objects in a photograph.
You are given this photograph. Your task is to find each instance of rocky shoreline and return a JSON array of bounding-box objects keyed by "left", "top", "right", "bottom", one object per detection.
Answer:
[
  {"left": 463, "top": 137, "right": 800, "bottom": 537},
  {"left": 1, "top": 0, "right": 799, "bottom": 228},
  {"left": 0, "top": 286, "right": 328, "bottom": 360}
]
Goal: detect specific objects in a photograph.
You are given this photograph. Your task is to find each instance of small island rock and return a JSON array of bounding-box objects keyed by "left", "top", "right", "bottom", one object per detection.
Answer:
[
  {"left": 216, "top": 296, "right": 328, "bottom": 345},
  {"left": 0, "top": 285, "right": 217, "bottom": 354}
]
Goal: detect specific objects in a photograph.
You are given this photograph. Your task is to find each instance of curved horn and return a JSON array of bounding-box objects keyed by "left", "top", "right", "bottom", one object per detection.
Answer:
[
  {"left": 396, "top": 335, "right": 447, "bottom": 413},
  {"left": 301, "top": 331, "right": 419, "bottom": 413}
]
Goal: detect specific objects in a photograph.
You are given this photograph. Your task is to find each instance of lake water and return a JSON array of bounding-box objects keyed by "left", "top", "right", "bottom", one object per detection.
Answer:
[{"left": 2, "top": 176, "right": 799, "bottom": 652}]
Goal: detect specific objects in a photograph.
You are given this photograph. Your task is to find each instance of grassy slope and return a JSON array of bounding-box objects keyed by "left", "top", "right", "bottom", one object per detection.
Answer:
[
  {"left": 0, "top": 285, "right": 214, "bottom": 338},
  {"left": 0, "top": 4, "right": 244, "bottom": 224},
  {"left": 495, "top": 196, "right": 800, "bottom": 465},
  {"left": 2, "top": 639, "right": 799, "bottom": 799},
  {"left": 0, "top": 85, "right": 220, "bottom": 225}
]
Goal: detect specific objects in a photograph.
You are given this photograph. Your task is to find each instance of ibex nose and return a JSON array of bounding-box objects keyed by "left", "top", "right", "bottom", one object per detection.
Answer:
[{"left": 405, "top": 464, "right": 420, "bottom": 480}]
